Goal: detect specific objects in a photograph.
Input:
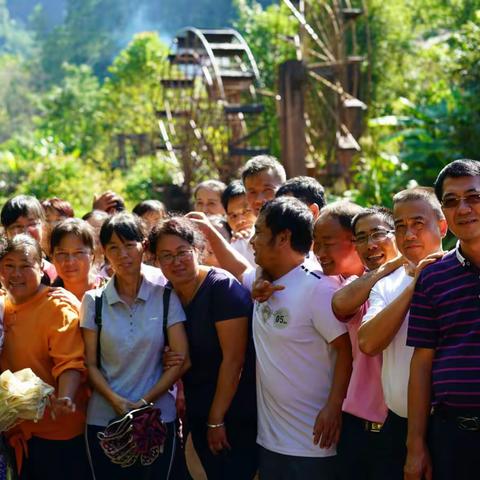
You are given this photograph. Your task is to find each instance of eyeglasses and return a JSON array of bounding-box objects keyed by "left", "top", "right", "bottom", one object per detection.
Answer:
[
  {"left": 157, "top": 249, "right": 193, "bottom": 265},
  {"left": 441, "top": 192, "right": 480, "bottom": 209},
  {"left": 54, "top": 251, "right": 92, "bottom": 262},
  {"left": 353, "top": 230, "right": 394, "bottom": 245}
]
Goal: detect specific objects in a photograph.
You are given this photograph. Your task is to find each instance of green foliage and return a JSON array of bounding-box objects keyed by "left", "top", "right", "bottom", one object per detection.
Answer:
[
  {"left": 123, "top": 155, "right": 177, "bottom": 204},
  {"left": 37, "top": 63, "right": 103, "bottom": 156},
  {"left": 100, "top": 32, "right": 169, "bottom": 136},
  {"left": 234, "top": 0, "right": 296, "bottom": 157}
]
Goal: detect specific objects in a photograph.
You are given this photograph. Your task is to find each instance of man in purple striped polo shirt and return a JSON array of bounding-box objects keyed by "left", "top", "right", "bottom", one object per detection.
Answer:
[{"left": 406, "top": 159, "right": 480, "bottom": 480}]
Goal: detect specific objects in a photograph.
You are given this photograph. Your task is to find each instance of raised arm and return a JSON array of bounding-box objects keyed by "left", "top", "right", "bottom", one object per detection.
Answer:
[
  {"left": 358, "top": 279, "right": 415, "bottom": 356},
  {"left": 332, "top": 256, "right": 403, "bottom": 320},
  {"left": 358, "top": 254, "right": 442, "bottom": 356},
  {"left": 185, "top": 212, "right": 250, "bottom": 279}
]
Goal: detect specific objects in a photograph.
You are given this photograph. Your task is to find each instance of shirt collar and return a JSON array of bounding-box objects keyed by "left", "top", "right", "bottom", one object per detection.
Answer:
[
  {"left": 455, "top": 241, "right": 470, "bottom": 268},
  {"left": 103, "top": 274, "right": 153, "bottom": 305}
]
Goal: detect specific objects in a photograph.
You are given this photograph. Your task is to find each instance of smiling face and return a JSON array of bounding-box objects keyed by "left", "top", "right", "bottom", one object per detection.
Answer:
[
  {"left": 0, "top": 248, "right": 43, "bottom": 304},
  {"left": 5, "top": 215, "right": 44, "bottom": 244},
  {"left": 441, "top": 175, "right": 480, "bottom": 244},
  {"left": 154, "top": 234, "right": 198, "bottom": 286},
  {"left": 52, "top": 233, "right": 93, "bottom": 285},
  {"left": 194, "top": 188, "right": 225, "bottom": 216},
  {"left": 393, "top": 199, "right": 446, "bottom": 265},
  {"left": 354, "top": 214, "right": 399, "bottom": 271},
  {"left": 313, "top": 215, "right": 363, "bottom": 276},
  {"left": 103, "top": 232, "right": 144, "bottom": 277},
  {"left": 244, "top": 170, "right": 283, "bottom": 215},
  {"left": 226, "top": 195, "right": 256, "bottom": 233}
]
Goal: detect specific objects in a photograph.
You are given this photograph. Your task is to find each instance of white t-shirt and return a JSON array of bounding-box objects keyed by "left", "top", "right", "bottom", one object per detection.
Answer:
[
  {"left": 361, "top": 266, "right": 414, "bottom": 418},
  {"left": 231, "top": 237, "right": 256, "bottom": 268},
  {"left": 251, "top": 263, "right": 347, "bottom": 457}
]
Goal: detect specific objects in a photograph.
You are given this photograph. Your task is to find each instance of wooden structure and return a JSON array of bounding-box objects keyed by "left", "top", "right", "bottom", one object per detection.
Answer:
[
  {"left": 279, "top": 0, "right": 368, "bottom": 188},
  {"left": 158, "top": 28, "right": 269, "bottom": 195}
]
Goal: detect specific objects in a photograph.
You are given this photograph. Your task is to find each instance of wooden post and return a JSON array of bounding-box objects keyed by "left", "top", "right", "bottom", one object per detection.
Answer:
[{"left": 279, "top": 60, "right": 307, "bottom": 178}]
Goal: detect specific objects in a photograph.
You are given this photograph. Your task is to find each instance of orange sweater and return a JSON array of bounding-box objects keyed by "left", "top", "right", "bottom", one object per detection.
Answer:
[{"left": 0, "top": 288, "right": 88, "bottom": 469}]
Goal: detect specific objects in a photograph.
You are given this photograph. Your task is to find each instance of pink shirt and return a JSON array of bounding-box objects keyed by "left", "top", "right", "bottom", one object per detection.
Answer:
[{"left": 338, "top": 276, "right": 388, "bottom": 423}]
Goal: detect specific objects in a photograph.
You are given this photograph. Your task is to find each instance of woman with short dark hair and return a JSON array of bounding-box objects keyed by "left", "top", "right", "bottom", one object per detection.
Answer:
[
  {"left": 50, "top": 218, "right": 100, "bottom": 300},
  {"left": 149, "top": 216, "right": 257, "bottom": 480},
  {"left": 80, "top": 212, "right": 190, "bottom": 479}
]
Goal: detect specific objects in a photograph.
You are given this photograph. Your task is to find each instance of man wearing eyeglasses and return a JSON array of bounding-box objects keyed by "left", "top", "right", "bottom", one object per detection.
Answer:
[
  {"left": 357, "top": 187, "right": 447, "bottom": 480},
  {"left": 331, "top": 206, "right": 402, "bottom": 480},
  {"left": 405, "top": 159, "right": 480, "bottom": 480}
]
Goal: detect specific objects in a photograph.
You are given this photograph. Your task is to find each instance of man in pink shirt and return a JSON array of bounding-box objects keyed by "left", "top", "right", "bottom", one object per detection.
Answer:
[{"left": 326, "top": 206, "right": 402, "bottom": 479}]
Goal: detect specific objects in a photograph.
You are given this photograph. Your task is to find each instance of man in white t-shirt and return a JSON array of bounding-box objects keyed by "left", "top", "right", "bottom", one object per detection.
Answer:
[
  {"left": 247, "top": 196, "right": 352, "bottom": 480},
  {"left": 358, "top": 187, "right": 447, "bottom": 480}
]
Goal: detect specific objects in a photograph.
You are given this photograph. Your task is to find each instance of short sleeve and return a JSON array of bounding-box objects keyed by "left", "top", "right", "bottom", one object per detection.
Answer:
[
  {"left": 211, "top": 273, "right": 253, "bottom": 323},
  {"left": 241, "top": 267, "right": 256, "bottom": 292},
  {"left": 361, "top": 280, "right": 388, "bottom": 325},
  {"left": 407, "top": 270, "right": 439, "bottom": 349},
  {"left": 312, "top": 277, "right": 348, "bottom": 343},
  {"left": 166, "top": 289, "right": 186, "bottom": 328},
  {"left": 48, "top": 300, "right": 86, "bottom": 380},
  {"left": 79, "top": 290, "right": 98, "bottom": 331}
]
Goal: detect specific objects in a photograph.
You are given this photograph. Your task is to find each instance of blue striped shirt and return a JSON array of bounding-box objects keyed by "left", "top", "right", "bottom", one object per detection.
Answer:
[{"left": 408, "top": 246, "right": 480, "bottom": 408}]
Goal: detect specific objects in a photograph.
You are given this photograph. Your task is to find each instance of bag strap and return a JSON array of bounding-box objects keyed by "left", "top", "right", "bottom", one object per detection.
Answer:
[
  {"left": 94, "top": 290, "right": 104, "bottom": 369},
  {"left": 163, "top": 287, "right": 171, "bottom": 348}
]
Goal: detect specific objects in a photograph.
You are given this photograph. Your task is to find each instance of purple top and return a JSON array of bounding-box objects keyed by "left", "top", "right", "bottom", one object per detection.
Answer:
[{"left": 408, "top": 246, "right": 480, "bottom": 408}]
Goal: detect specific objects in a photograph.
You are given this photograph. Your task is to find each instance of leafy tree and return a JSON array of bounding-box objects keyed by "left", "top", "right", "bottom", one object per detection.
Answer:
[{"left": 37, "top": 63, "right": 103, "bottom": 157}]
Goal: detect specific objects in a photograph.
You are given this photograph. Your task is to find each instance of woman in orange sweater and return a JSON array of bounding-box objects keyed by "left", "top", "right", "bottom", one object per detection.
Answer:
[{"left": 0, "top": 234, "right": 90, "bottom": 480}]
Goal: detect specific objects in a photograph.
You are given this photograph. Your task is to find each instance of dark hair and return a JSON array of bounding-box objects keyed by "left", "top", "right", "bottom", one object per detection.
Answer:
[
  {"left": 0, "top": 233, "right": 43, "bottom": 265},
  {"left": 260, "top": 197, "right": 313, "bottom": 255},
  {"left": 132, "top": 199, "right": 166, "bottom": 217},
  {"left": 99, "top": 212, "right": 146, "bottom": 247},
  {"left": 221, "top": 180, "right": 246, "bottom": 211},
  {"left": 193, "top": 179, "right": 226, "bottom": 198},
  {"left": 276, "top": 176, "right": 326, "bottom": 209},
  {"left": 41, "top": 197, "right": 74, "bottom": 218},
  {"left": 50, "top": 218, "right": 95, "bottom": 254},
  {"left": 1, "top": 195, "right": 45, "bottom": 228},
  {"left": 148, "top": 216, "right": 205, "bottom": 254},
  {"left": 241, "top": 155, "right": 287, "bottom": 184},
  {"left": 393, "top": 186, "right": 445, "bottom": 220},
  {"left": 318, "top": 200, "right": 364, "bottom": 233},
  {"left": 434, "top": 159, "right": 480, "bottom": 200},
  {"left": 82, "top": 209, "right": 109, "bottom": 224},
  {"left": 352, "top": 206, "right": 394, "bottom": 233}
]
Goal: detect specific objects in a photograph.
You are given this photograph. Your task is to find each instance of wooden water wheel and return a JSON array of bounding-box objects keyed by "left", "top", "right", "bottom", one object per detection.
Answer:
[
  {"left": 280, "top": 0, "right": 369, "bottom": 189},
  {"left": 158, "top": 27, "right": 269, "bottom": 194}
]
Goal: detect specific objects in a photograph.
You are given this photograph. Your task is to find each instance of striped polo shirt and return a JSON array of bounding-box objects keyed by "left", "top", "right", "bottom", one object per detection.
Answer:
[{"left": 407, "top": 245, "right": 480, "bottom": 408}]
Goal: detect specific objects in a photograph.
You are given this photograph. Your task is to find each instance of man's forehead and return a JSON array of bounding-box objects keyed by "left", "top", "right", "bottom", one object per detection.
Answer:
[
  {"left": 245, "top": 169, "right": 281, "bottom": 186},
  {"left": 442, "top": 175, "right": 480, "bottom": 195},
  {"left": 354, "top": 214, "right": 390, "bottom": 233}
]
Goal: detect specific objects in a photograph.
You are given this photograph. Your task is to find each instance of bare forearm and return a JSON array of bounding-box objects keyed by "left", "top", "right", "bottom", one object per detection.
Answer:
[
  {"left": 207, "top": 229, "right": 250, "bottom": 279},
  {"left": 143, "top": 360, "right": 190, "bottom": 403},
  {"left": 208, "top": 359, "right": 243, "bottom": 423},
  {"left": 358, "top": 283, "right": 414, "bottom": 355},
  {"left": 407, "top": 350, "right": 433, "bottom": 448},
  {"left": 327, "top": 335, "right": 352, "bottom": 408},
  {"left": 333, "top": 269, "right": 384, "bottom": 320},
  {"left": 57, "top": 369, "right": 82, "bottom": 399},
  {"left": 87, "top": 365, "right": 120, "bottom": 405}
]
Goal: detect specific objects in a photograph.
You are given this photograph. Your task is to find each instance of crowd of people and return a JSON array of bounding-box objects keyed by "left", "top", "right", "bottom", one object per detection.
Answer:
[{"left": 0, "top": 154, "right": 479, "bottom": 480}]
